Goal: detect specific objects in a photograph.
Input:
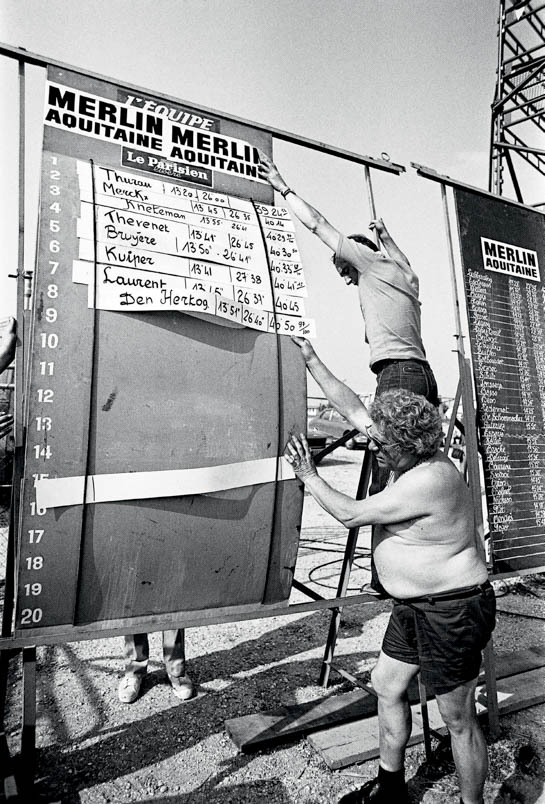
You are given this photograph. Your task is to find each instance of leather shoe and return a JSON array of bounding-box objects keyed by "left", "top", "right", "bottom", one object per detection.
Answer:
[
  {"left": 118, "top": 674, "right": 143, "bottom": 704},
  {"left": 168, "top": 673, "right": 194, "bottom": 701},
  {"left": 338, "top": 776, "right": 408, "bottom": 803}
]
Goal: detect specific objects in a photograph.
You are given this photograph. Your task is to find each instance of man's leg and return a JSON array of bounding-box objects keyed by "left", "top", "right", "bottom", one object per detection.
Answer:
[
  {"left": 435, "top": 678, "right": 487, "bottom": 804},
  {"left": 118, "top": 633, "right": 149, "bottom": 703},
  {"left": 124, "top": 633, "right": 149, "bottom": 676},
  {"left": 372, "top": 651, "right": 420, "bottom": 772},
  {"left": 163, "top": 629, "right": 194, "bottom": 701},
  {"left": 339, "top": 651, "right": 419, "bottom": 803}
]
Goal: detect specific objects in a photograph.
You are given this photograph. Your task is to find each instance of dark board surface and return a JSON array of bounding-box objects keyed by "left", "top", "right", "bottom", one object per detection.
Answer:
[
  {"left": 14, "top": 69, "right": 306, "bottom": 637},
  {"left": 455, "top": 188, "right": 545, "bottom": 575}
]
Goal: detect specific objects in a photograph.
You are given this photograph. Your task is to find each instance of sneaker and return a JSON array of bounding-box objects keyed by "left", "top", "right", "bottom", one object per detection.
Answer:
[
  {"left": 338, "top": 776, "right": 408, "bottom": 803},
  {"left": 168, "top": 674, "right": 194, "bottom": 701},
  {"left": 118, "top": 674, "right": 143, "bottom": 704}
]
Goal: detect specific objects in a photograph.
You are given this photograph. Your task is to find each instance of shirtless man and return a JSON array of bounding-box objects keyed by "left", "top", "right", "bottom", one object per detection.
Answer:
[{"left": 285, "top": 337, "right": 495, "bottom": 804}]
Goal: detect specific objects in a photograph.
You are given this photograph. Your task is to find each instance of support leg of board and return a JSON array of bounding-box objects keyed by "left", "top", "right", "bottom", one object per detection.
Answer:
[
  {"left": 20, "top": 646, "right": 36, "bottom": 796},
  {"left": 318, "top": 449, "right": 372, "bottom": 687},
  {"left": 418, "top": 675, "right": 433, "bottom": 761},
  {"left": 483, "top": 639, "right": 500, "bottom": 739}
]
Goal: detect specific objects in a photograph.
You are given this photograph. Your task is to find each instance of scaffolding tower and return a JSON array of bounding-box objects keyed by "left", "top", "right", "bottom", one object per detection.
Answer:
[{"left": 489, "top": 0, "right": 545, "bottom": 205}]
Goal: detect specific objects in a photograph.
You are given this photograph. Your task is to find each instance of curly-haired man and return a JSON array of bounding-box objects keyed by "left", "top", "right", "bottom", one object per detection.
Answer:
[{"left": 285, "top": 337, "right": 495, "bottom": 804}]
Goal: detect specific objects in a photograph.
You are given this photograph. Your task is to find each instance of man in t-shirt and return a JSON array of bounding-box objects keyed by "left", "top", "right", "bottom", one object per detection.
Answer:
[{"left": 258, "top": 154, "right": 439, "bottom": 593}]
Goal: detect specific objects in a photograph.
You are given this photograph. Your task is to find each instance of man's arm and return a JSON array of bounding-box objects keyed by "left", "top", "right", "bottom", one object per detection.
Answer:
[
  {"left": 258, "top": 151, "right": 341, "bottom": 251},
  {"left": 291, "top": 337, "right": 373, "bottom": 432},
  {"left": 0, "top": 317, "right": 16, "bottom": 374},
  {"left": 369, "top": 219, "right": 410, "bottom": 266},
  {"left": 285, "top": 433, "right": 431, "bottom": 528}
]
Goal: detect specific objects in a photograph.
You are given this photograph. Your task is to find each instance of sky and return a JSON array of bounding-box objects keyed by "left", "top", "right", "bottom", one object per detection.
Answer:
[{"left": 0, "top": 0, "right": 523, "bottom": 399}]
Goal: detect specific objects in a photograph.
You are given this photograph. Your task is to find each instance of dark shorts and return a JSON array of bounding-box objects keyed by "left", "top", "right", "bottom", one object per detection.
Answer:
[{"left": 381, "top": 582, "right": 496, "bottom": 695}]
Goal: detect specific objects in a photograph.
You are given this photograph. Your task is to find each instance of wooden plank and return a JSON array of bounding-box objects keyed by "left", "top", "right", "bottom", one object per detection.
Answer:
[
  {"left": 226, "top": 689, "right": 378, "bottom": 751},
  {"left": 0, "top": 730, "right": 20, "bottom": 800},
  {"left": 309, "top": 698, "right": 447, "bottom": 770},
  {"left": 225, "top": 646, "right": 545, "bottom": 752},
  {"left": 309, "top": 666, "right": 545, "bottom": 770}
]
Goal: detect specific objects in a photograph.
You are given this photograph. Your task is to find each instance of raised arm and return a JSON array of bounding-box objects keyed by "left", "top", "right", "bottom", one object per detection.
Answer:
[
  {"left": 258, "top": 151, "right": 341, "bottom": 252},
  {"left": 369, "top": 218, "right": 410, "bottom": 266},
  {"left": 292, "top": 336, "right": 372, "bottom": 432}
]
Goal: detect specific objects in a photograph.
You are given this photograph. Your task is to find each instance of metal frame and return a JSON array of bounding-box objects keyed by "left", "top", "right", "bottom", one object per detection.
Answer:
[
  {"left": 0, "top": 44, "right": 408, "bottom": 797},
  {"left": 0, "top": 42, "right": 404, "bottom": 647},
  {"left": 489, "top": 0, "right": 545, "bottom": 204}
]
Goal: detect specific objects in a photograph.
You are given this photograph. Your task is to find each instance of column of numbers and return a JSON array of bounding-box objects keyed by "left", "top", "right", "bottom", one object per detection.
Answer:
[{"left": 18, "top": 156, "right": 62, "bottom": 628}]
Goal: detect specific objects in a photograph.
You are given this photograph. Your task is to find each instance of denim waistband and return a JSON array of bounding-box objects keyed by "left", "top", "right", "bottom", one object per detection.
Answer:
[{"left": 371, "top": 357, "right": 430, "bottom": 376}]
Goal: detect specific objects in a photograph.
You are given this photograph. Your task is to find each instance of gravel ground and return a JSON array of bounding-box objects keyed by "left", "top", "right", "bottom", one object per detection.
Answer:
[{"left": 2, "top": 449, "right": 545, "bottom": 803}]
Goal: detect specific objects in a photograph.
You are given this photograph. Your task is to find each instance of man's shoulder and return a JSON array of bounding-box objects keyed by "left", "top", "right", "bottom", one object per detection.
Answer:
[
  {"left": 337, "top": 234, "right": 377, "bottom": 268},
  {"left": 399, "top": 456, "right": 461, "bottom": 492}
]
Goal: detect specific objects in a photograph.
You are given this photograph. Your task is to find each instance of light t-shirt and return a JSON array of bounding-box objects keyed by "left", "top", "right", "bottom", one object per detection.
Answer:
[{"left": 335, "top": 235, "right": 427, "bottom": 369}]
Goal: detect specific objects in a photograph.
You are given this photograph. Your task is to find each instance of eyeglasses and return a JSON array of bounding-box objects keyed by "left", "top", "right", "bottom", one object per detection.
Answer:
[{"left": 365, "top": 424, "right": 389, "bottom": 451}]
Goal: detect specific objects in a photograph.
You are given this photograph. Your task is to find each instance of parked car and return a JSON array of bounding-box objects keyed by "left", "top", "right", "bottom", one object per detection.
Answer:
[
  {"left": 306, "top": 418, "right": 328, "bottom": 461},
  {"left": 308, "top": 407, "right": 367, "bottom": 449}
]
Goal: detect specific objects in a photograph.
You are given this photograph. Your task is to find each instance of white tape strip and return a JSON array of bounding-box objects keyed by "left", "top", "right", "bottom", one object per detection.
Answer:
[{"left": 35, "top": 456, "right": 295, "bottom": 510}]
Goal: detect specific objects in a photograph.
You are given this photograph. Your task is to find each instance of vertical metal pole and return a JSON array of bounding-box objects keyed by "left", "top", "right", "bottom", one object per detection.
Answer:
[
  {"left": 444, "top": 380, "right": 462, "bottom": 453},
  {"left": 16, "top": 58, "right": 26, "bottom": 449},
  {"left": 441, "top": 184, "right": 500, "bottom": 737},
  {"left": 418, "top": 675, "right": 432, "bottom": 760},
  {"left": 363, "top": 165, "right": 378, "bottom": 240},
  {"left": 319, "top": 449, "right": 372, "bottom": 686},
  {"left": 489, "top": 0, "right": 506, "bottom": 194},
  {"left": 21, "top": 646, "right": 37, "bottom": 791}
]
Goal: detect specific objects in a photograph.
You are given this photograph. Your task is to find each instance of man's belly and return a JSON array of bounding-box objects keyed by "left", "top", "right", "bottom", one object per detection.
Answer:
[{"left": 374, "top": 530, "right": 488, "bottom": 598}]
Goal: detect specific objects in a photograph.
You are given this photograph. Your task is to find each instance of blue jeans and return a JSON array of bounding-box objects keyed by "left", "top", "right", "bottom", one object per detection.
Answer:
[
  {"left": 124, "top": 630, "right": 186, "bottom": 678},
  {"left": 369, "top": 359, "right": 439, "bottom": 592}
]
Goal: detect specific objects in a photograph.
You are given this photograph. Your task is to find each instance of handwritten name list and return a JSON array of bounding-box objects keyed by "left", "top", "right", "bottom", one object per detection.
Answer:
[
  {"left": 75, "top": 161, "right": 315, "bottom": 337},
  {"left": 465, "top": 267, "right": 545, "bottom": 572}
]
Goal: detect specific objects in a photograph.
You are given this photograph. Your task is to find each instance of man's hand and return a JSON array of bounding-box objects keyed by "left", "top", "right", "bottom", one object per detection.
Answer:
[
  {"left": 369, "top": 218, "right": 387, "bottom": 238},
  {"left": 257, "top": 150, "right": 289, "bottom": 194},
  {"left": 290, "top": 335, "right": 316, "bottom": 363},
  {"left": 284, "top": 433, "right": 317, "bottom": 482},
  {"left": 0, "top": 414, "right": 13, "bottom": 439}
]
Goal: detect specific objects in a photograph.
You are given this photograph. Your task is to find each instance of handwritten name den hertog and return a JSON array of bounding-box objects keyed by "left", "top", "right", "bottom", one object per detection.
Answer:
[{"left": 118, "top": 290, "right": 211, "bottom": 310}]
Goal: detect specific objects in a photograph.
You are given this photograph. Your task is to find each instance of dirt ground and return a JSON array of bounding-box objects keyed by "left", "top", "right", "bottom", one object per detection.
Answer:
[{"left": 2, "top": 449, "right": 545, "bottom": 804}]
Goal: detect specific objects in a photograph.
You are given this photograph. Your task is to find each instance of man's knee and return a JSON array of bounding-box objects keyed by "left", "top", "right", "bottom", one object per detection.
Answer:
[
  {"left": 372, "top": 665, "right": 404, "bottom": 702},
  {"left": 437, "top": 688, "right": 478, "bottom": 736},
  {"left": 441, "top": 707, "right": 475, "bottom": 736}
]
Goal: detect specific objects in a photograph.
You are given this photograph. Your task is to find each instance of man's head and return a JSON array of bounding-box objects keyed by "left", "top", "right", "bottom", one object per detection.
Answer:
[
  {"left": 332, "top": 234, "right": 378, "bottom": 286},
  {"left": 367, "top": 390, "right": 443, "bottom": 472}
]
